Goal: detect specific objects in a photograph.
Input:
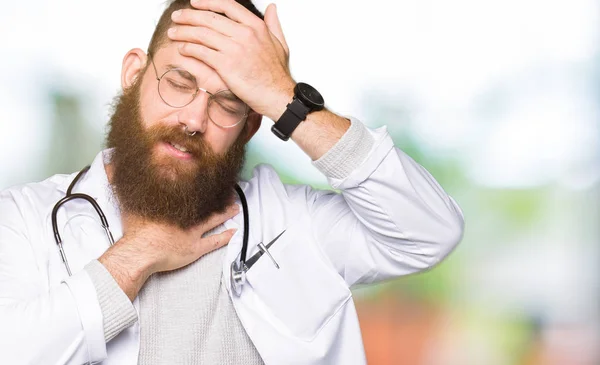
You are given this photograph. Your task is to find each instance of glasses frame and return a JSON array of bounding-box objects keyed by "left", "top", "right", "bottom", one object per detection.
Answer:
[{"left": 148, "top": 52, "right": 248, "bottom": 129}]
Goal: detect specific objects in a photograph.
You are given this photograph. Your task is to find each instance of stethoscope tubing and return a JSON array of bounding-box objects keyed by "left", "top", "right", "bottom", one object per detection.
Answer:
[
  {"left": 234, "top": 184, "right": 249, "bottom": 269},
  {"left": 51, "top": 165, "right": 250, "bottom": 289}
]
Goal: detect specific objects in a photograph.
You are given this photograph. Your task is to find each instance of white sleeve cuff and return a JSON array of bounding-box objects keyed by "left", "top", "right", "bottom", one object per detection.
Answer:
[{"left": 62, "top": 267, "right": 108, "bottom": 362}]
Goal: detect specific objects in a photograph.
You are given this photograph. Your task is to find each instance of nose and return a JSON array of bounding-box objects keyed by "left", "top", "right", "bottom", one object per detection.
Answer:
[{"left": 177, "top": 89, "right": 210, "bottom": 135}]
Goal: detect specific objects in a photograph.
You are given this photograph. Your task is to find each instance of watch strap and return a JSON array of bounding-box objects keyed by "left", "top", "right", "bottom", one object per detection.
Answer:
[{"left": 271, "top": 99, "right": 311, "bottom": 141}]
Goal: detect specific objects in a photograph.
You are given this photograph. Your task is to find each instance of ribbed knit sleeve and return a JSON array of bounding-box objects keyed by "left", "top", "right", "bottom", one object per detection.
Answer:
[
  {"left": 312, "top": 118, "right": 375, "bottom": 180},
  {"left": 85, "top": 259, "right": 138, "bottom": 342}
]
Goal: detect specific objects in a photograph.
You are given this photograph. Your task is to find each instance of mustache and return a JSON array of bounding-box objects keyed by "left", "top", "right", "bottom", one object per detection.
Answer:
[{"left": 145, "top": 124, "right": 211, "bottom": 158}]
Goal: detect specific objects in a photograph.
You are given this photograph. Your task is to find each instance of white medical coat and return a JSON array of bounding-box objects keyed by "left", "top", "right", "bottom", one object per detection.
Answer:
[{"left": 0, "top": 123, "right": 464, "bottom": 364}]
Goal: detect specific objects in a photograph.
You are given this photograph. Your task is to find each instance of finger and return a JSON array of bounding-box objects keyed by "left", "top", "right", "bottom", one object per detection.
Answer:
[
  {"left": 171, "top": 9, "right": 239, "bottom": 38},
  {"left": 196, "top": 204, "right": 240, "bottom": 234},
  {"left": 177, "top": 42, "right": 222, "bottom": 70},
  {"left": 168, "top": 25, "right": 234, "bottom": 52},
  {"left": 190, "top": 0, "right": 263, "bottom": 28},
  {"left": 264, "top": 4, "right": 289, "bottom": 55},
  {"left": 200, "top": 228, "right": 237, "bottom": 254}
]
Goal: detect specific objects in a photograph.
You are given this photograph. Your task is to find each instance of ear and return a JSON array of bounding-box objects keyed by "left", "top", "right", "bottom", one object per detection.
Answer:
[
  {"left": 121, "top": 48, "right": 148, "bottom": 90},
  {"left": 242, "top": 111, "right": 263, "bottom": 143}
]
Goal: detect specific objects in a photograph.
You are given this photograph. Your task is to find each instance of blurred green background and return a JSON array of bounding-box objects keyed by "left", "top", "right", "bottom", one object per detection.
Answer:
[{"left": 0, "top": 0, "right": 598, "bottom": 364}]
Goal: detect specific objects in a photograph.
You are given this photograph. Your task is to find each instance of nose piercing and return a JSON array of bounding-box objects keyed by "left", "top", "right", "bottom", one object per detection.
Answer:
[{"left": 184, "top": 125, "right": 197, "bottom": 137}]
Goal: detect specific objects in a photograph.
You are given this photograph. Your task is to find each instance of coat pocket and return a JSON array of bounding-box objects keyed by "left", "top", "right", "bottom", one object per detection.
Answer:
[{"left": 244, "top": 216, "right": 352, "bottom": 341}]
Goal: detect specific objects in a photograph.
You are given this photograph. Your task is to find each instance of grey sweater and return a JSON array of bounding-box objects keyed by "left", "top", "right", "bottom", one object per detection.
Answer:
[{"left": 85, "top": 118, "right": 374, "bottom": 364}]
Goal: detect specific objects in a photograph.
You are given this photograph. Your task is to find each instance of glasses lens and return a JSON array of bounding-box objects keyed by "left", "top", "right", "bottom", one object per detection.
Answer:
[
  {"left": 158, "top": 69, "right": 197, "bottom": 108},
  {"left": 208, "top": 90, "right": 248, "bottom": 128}
]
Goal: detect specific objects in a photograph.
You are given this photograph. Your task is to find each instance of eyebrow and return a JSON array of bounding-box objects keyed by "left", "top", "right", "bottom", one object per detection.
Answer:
[
  {"left": 218, "top": 91, "right": 243, "bottom": 102},
  {"left": 160, "top": 62, "right": 241, "bottom": 101},
  {"left": 165, "top": 64, "right": 197, "bottom": 83}
]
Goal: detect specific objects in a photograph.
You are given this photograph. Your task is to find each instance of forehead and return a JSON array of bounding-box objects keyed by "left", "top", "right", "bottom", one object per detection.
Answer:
[{"left": 151, "top": 44, "right": 225, "bottom": 90}]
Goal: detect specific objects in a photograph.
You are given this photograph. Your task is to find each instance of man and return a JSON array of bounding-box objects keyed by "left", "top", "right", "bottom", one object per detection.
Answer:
[{"left": 0, "top": 0, "right": 464, "bottom": 364}]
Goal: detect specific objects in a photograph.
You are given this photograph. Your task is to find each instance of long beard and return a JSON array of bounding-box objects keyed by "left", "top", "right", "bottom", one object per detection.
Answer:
[{"left": 105, "top": 78, "right": 246, "bottom": 229}]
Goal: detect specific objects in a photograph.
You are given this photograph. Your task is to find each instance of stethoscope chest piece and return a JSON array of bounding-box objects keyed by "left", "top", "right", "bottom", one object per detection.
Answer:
[{"left": 230, "top": 260, "right": 246, "bottom": 296}]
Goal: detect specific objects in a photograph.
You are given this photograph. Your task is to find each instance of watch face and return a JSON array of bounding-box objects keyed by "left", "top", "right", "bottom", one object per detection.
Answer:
[{"left": 296, "top": 82, "right": 325, "bottom": 109}]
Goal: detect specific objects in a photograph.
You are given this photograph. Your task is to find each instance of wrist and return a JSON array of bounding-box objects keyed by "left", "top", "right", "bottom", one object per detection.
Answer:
[
  {"left": 265, "top": 80, "right": 295, "bottom": 122},
  {"left": 98, "top": 236, "right": 154, "bottom": 301},
  {"left": 121, "top": 235, "right": 157, "bottom": 280}
]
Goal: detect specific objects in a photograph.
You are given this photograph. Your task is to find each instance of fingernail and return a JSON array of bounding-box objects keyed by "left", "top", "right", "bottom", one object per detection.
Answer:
[
  {"left": 168, "top": 28, "right": 176, "bottom": 36},
  {"left": 172, "top": 10, "right": 181, "bottom": 19}
]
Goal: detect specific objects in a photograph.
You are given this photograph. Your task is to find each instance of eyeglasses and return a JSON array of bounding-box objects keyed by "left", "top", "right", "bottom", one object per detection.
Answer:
[{"left": 148, "top": 53, "right": 248, "bottom": 129}]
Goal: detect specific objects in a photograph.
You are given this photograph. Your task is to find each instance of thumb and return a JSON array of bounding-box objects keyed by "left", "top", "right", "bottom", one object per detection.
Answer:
[{"left": 264, "top": 3, "right": 289, "bottom": 55}]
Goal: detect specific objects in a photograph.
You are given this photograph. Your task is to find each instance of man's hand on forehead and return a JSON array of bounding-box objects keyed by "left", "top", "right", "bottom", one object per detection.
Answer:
[
  {"left": 169, "top": 0, "right": 295, "bottom": 123},
  {"left": 181, "top": 0, "right": 266, "bottom": 30}
]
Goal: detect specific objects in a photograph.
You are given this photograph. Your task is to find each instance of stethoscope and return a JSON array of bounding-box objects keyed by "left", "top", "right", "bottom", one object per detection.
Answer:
[{"left": 51, "top": 164, "right": 272, "bottom": 296}]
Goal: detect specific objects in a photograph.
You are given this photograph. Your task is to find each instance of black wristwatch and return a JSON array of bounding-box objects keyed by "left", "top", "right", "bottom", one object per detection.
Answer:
[{"left": 271, "top": 82, "right": 325, "bottom": 141}]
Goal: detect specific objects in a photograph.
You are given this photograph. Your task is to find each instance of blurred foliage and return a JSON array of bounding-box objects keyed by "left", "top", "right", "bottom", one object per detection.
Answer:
[
  {"left": 464, "top": 309, "right": 536, "bottom": 365},
  {"left": 45, "top": 90, "right": 104, "bottom": 176},
  {"left": 471, "top": 188, "right": 550, "bottom": 230}
]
